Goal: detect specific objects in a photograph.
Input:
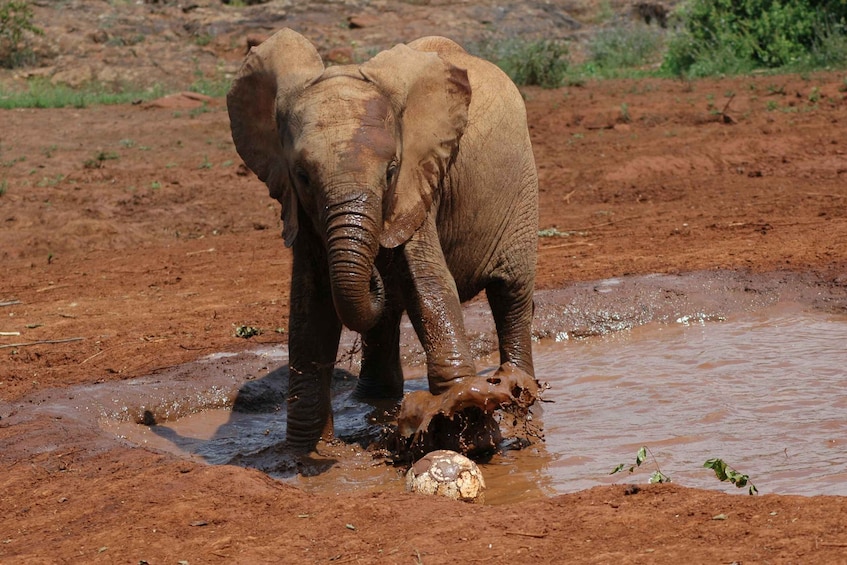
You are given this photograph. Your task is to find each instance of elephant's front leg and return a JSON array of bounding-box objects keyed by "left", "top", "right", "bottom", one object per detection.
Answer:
[
  {"left": 286, "top": 237, "right": 342, "bottom": 452},
  {"left": 400, "top": 216, "right": 476, "bottom": 394},
  {"left": 395, "top": 217, "right": 539, "bottom": 457}
]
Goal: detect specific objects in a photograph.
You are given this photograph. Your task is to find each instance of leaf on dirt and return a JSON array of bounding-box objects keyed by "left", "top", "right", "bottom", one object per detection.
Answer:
[
  {"left": 345, "top": 523, "right": 356, "bottom": 530},
  {"left": 190, "top": 520, "right": 208, "bottom": 527},
  {"left": 712, "top": 514, "right": 728, "bottom": 521}
]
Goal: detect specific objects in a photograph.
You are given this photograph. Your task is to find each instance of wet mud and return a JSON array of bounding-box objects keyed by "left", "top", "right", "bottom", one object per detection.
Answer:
[{"left": 5, "top": 269, "right": 846, "bottom": 505}]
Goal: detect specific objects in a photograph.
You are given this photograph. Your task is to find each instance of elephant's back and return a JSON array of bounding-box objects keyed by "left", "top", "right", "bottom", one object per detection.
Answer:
[{"left": 408, "top": 37, "right": 526, "bottom": 127}]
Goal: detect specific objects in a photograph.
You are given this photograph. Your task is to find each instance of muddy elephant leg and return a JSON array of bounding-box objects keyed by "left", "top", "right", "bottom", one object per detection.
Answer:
[
  {"left": 400, "top": 217, "right": 476, "bottom": 394},
  {"left": 486, "top": 277, "right": 535, "bottom": 378},
  {"left": 286, "top": 236, "right": 342, "bottom": 452},
  {"left": 355, "top": 295, "right": 404, "bottom": 399}
]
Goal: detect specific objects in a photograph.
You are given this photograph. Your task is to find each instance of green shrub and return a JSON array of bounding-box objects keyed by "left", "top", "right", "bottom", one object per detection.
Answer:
[
  {"left": 588, "top": 24, "right": 665, "bottom": 72},
  {"left": 663, "top": 0, "right": 847, "bottom": 77},
  {"left": 0, "top": 0, "right": 42, "bottom": 68},
  {"left": 477, "top": 39, "right": 570, "bottom": 88}
]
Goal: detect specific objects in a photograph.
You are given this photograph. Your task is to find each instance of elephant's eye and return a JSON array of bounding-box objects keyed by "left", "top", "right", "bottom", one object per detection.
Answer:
[
  {"left": 294, "top": 165, "right": 309, "bottom": 187},
  {"left": 386, "top": 159, "right": 399, "bottom": 188}
]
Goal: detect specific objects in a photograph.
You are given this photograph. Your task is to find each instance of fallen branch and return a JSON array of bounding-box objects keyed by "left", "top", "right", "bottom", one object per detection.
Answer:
[
  {"left": 505, "top": 530, "right": 548, "bottom": 539},
  {"left": 35, "top": 284, "right": 70, "bottom": 293},
  {"left": 0, "top": 337, "right": 84, "bottom": 350},
  {"left": 0, "top": 300, "right": 22, "bottom": 307}
]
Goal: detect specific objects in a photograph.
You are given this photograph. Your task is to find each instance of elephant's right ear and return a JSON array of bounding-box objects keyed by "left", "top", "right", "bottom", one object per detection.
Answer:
[{"left": 226, "top": 28, "right": 324, "bottom": 247}]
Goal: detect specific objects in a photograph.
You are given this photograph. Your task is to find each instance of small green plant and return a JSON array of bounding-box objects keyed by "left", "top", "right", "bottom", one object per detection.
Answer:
[
  {"left": 189, "top": 103, "right": 211, "bottom": 118},
  {"left": 766, "top": 100, "right": 779, "bottom": 111},
  {"left": 619, "top": 102, "right": 631, "bottom": 123},
  {"left": 808, "top": 86, "right": 822, "bottom": 102},
  {"left": 704, "top": 458, "right": 758, "bottom": 495},
  {"left": 234, "top": 325, "right": 261, "bottom": 339},
  {"left": 119, "top": 138, "right": 135, "bottom": 148},
  {"left": 84, "top": 150, "right": 119, "bottom": 169},
  {"left": 194, "top": 33, "right": 213, "bottom": 47},
  {"left": 36, "top": 173, "right": 63, "bottom": 187},
  {"left": 611, "top": 446, "right": 671, "bottom": 484},
  {"left": 198, "top": 155, "right": 212, "bottom": 169},
  {"left": 0, "top": 0, "right": 43, "bottom": 68},
  {"left": 0, "top": 178, "right": 7, "bottom": 196}
]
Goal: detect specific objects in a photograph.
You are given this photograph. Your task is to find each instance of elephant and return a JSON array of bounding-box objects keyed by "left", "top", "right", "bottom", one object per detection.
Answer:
[{"left": 227, "top": 28, "right": 539, "bottom": 453}]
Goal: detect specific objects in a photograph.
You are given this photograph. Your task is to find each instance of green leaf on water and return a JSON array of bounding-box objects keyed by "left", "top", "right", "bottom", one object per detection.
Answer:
[
  {"left": 704, "top": 458, "right": 758, "bottom": 495},
  {"left": 635, "top": 446, "right": 647, "bottom": 466}
]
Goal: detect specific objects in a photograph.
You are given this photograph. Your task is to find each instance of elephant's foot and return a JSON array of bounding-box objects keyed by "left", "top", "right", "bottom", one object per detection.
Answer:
[{"left": 394, "top": 363, "right": 541, "bottom": 460}]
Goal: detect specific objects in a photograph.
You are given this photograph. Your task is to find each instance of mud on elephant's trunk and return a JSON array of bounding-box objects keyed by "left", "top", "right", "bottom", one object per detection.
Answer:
[{"left": 326, "top": 206, "right": 385, "bottom": 334}]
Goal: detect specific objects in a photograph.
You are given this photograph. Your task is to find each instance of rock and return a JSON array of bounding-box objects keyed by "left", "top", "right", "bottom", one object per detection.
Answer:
[
  {"left": 347, "top": 15, "right": 381, "bottom": 29},
  {"left": 142, "top": 91, "right": 215, "bottom": 110},
  {"left": 405, "top": 450, "right": 485, "bottom": 503},
  {"left": 51, "top": 65, "right": 94, "bottom": 88}
]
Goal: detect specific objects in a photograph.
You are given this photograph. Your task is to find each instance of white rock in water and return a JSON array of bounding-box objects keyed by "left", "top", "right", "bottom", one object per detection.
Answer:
[{"left": 405, "top": 450, "right": 485, "bottom": 503}]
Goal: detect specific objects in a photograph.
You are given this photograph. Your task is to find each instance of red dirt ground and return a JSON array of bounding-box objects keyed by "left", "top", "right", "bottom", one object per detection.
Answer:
[{"left": 2, "top": 5, "right": 847, "bottom": 563}]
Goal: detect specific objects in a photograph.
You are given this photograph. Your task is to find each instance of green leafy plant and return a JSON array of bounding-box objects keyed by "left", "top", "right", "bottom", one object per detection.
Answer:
[
  {"left": 0, "top": 0, "right": 43, "bottom": 68},
  {"left": 475, "top": 39, "right": 570, "bottom": 88},
  {"left": 84, "top": 150, "right": 119, "bottom": 169},
  {"left": 611, "top": 446, "right": 671, "bottom": 484},
  {"left": 662, "top": 0, "right": 847, "bottom": 77},
  {"left": 234, "top": 325, "right": 261, "bottom": 339},
  {"left": 704, "top": 458, "right": 758, "bottom": 495},
  {"left": 619, "top": 102, "right": 631, "bottom": 123}
]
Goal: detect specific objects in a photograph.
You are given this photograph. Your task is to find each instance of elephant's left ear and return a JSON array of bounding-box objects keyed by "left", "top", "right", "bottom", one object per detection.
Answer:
[{"left": 360, "top": 44, "right": 471, "bottom": 248}]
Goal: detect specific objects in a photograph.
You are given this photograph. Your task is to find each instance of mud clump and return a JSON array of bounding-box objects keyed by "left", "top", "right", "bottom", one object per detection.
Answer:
[{"left": 394, "top": 363, "right": 541, "bottom": 461}]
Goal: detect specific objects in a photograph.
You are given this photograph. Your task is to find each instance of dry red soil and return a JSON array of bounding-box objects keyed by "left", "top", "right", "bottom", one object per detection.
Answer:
[{"left": 2, "top": 6, "right": 847, "bottom": 563}]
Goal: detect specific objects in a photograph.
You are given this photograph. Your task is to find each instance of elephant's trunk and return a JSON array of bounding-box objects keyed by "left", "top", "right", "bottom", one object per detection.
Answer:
[{"left": 325, "top": 196, "right": 384, "bottom": 333}]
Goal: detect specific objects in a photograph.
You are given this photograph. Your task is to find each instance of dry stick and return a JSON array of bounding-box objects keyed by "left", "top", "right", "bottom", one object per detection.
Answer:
[
  {"left": 35, "top": 284, "right": 70, "bottom": 293},
  {"left": 0, "top": 300, "right": 22, "bottom": 307},
  {"left": 0, "top": 337, "right": 84, "bottom": 350},
  {"left": 505, "top": 530, "right": 549, "bottom": 539},
  {"left": 720, "top": 93, "right": 736, "bottom": 123}
]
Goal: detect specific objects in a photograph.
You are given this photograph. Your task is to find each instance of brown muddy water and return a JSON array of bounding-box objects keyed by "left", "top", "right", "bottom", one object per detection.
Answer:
[{"left": 11, "top": 271, "right": 847, "bottom": 504}]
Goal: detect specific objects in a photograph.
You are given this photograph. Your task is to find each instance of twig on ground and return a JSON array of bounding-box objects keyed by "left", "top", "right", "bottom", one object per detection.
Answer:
[
  {"left": 35, "top": 284, "right": 70, "bottom": 293},
  {"left": 0, "top": 300, "right": 22, "bottom": 307},
  {"left": 0, "top": 337, "right": 84, "bottom": 350},
  {"left": 505, "top": 530, "right": 549, "bottom": 538}
]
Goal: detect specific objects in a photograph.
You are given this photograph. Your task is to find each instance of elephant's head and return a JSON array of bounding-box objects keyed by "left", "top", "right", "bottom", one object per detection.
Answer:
[{"left": 227, "top": 29, "right": 471, "bottom": 333}]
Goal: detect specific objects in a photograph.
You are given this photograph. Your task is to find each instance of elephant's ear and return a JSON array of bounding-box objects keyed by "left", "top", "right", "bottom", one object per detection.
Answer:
[
  {"left": 226, "top": 28, "right": 324, "bottom": 247},
  {"left": 360, "top": 44, "right": 471, "bottom": 249}
]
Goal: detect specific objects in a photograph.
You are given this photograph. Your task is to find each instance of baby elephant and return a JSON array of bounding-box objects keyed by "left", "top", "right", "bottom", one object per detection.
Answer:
[{"left": 227, "top": 29, "right": 539, "bottom": 452}]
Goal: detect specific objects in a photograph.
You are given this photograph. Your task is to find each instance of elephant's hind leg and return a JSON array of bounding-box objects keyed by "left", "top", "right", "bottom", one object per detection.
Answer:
[
  {"left": 354, "top": 301, "right": 405, "bottom": 399},
  {"left": 485, "top": 277, "right": 535, "bottom": 378}
]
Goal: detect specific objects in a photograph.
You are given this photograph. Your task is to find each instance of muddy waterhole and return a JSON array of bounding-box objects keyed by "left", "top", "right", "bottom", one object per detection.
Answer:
[{"left": 81, "top": 273, "right": 846, "bottom": 505}]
